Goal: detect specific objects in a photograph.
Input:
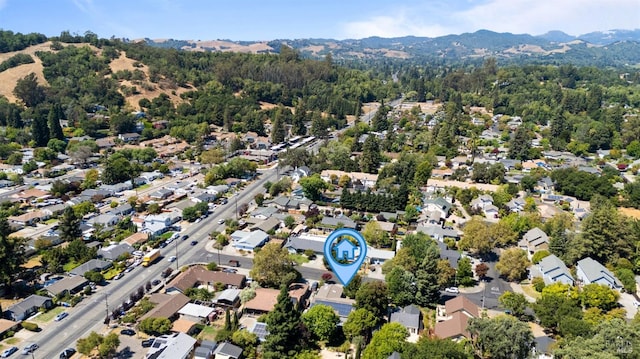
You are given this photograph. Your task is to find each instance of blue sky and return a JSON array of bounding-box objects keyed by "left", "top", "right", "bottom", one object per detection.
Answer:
[{"left": 0, "top": 0, "right": 637, "bottom": 41}]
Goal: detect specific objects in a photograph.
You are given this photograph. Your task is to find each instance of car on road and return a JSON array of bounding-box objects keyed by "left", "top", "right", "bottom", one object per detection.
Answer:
[
  {"left": 113, "top": 273, "right": 124, "bottom": 280},
  {"left": 21, "top": 343, "right": 38, "bottom": 355},
  {"left": 120, "top": 329, "right": 136, "bottom": 336},
  {"left": 59, "top": 348, "right": 76, "bottom": 359},
  {"left": 125, "top": 266, "right": 135, "bottom": 273},
  {"left": 444, "top": 287, "right": 460, "bottom": 294},
  {"left": 190, "top": 240, "right": 198, "bottom": 246},
  {"left": 195, "top": 218, "right": 202, "bottom": 223},
  {"left": 168, "top": 256, "right": 177, "bottom": 263},
  {"left": 218, "top": 219, "right": 225, "bottom": 225},
  {"left": 141, "top": 338, "right": 155, "bottom": 348},
  {"left": 633, "top": 300, "right": 640, "bottom": 308},
  {"left": 0, "top": 346, "right": 18, "bottom": 357},
  {"left": 54, "top": 312, "right": 69, "bottom": 321},
  {"left": 159, "top": 241, "right": 168, "bottom": 248},
  {"left": 181, "top": 234, "right": 189, "bottom": 241},
  {"left": 228, "top": 260, "right": 240, "bottom": 267},
  {"left": 222, "top": 268, "right": 237, "bottom": 273}
]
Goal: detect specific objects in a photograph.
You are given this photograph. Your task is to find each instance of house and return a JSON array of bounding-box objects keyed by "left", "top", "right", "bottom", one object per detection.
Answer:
[
  {"left": 244, "top": 284, "right": 310, "bottom": 315},
  {"left": 249, "top": 217, "right": 281, "bottom": 233},
  {"left": 311, "top": 284, "right": 355, "bottom": 322},
  {"left": 171, "top": 318, "right": 198, "bottom": 335},
  {"left": 214, "top": 342, "right": 243, "bottom": 359},
  {"left": 193, "top": 192, "right": 217, "bottom": 204},
  {"left": 215, "top": 289, "right": 242, "bottom": 308},
  {"left": 290, "top": 166, "right": 311, "bottom": 182},
  {"left": 46, "top": 276, "right": 89, "bottom": 297},
  {"left": 150, "top": 188, "right": 174, "bottom": 200},
  {"left": 536, "top": 177, "right": 554, "bottom": 193},
  {"left": 506, "top": 198, "right": 526, "bottom": 213},
  {"left": 123, "top": 232, "right": 150, "bottom": 246},
  {"left": 576, "top": 257, "right": 623, "bottom": 290},
  {"left": 320, "top": 170, "right": 378, "bottom": 189},
  {"left": 4, "top": 295, "right": 54, "bottom": 321},
  {"left": 177, "top": 303, "right": 216, "bottom": 324},
  {"left": 249, "top": 322, "right": 269, "bottom": 342},
  {"left": 205, "top": 185, "right": 230, "bottom": 196},
  {"left": 7, "top": 211, "right": 50, "bottom": 226},
  {"left": 109, "top": 203, "right": 133, "bottom": 217},
  {"left": 423, "top": 197, "right": 452, "bottom": 218},
  {"left": 195, "top": 340, "right": 218, "bottom": 359},
  {"left": 319, "top": 216, "right": 357, "bottom": 230},
  {"left": 367, "top": 246, "right": 395, "bottom": 264},
  {"left": 434, "top": 296, "right": 480, "bottom": 341},
  {"left": 166, "top": 266, "right": 246, "bottom": 294},
  {"left": 250, "top": 206, "right": 279, "bottom": 220},
  {"left": 144, "top": 332, "right": 197, "bottom": 359},
  {"left": 95, "top": 137, "right": 116, "bottom": 149},
  {"left": 518, "top": 227, "right": 549, "bottom": 255},
  {"left": 140, "top": 293, "right": 191, "bottom": 321},
  {"left": 97, "top": 242, "right": 134, "bottom": 261},
  {"left": 0, "top": 319, "right": 19, "bottom": 339},
  {"left": 390, "top": 305, "right": 423, "bottom": 335},
  {"left": 415, "top": 225, "right": 461, "bottom": 242},
  {"left": 483, "top": 204, "right": 499, "bottom": 218},
  {"left": 140, "top": 171, "right": 164, "bottom": 183},
  {"left": 499, "top": 158, "right": 521, "bottom": 171},
  {"left": 118, "top": 132, "right": 141, "bottom": 142},
  {"left": 284, "top": 235, "right": 326, "bottom": 256},
  {"left": 470, "top": 194, "right": 493, "bottom": 211},
  {"left": 87, "top": 213, "right": 119, "bottom": 229},
  {"left": 69, "top": 259, "right": 113, "bottom": 276},
  {"left": 536, "top": 254, "right": 574, "bottom": 286},
  {"left": 230, "top": 230, "right": 270, "bottom": 251}
]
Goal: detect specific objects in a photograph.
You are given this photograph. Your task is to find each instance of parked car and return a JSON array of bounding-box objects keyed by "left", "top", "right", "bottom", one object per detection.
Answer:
[
  {"left": 168, "top": 256, "right": 177, "bottom": 263},
  {"left": 21, "top": 343, "right": 38, "bottom": 355},
  {"left": 161, "top": 268, "right": 174, "bottom": 278},
  {"left": 0, "top": 346, "right": 18, "bottom": 357},
  {"left": 195, "top": 218, "right": 202, "bottom": 223},
  {"left": 120, "top": 329, "right": 136, "bottom": 336},
  {"left": 54, "top": 312, "right": 68, "bottom": 322},
  {"left": 141, "top": 338, "right": 155, "bottom": 348},
  {"left": 444, "top": 287, "right": 460, "bottom": 294},
  {"left": 113, "top": 273, "right": 124, "bottom": 280},
  {"left": 125, "top": 266, "right": 135, "bottom": 273},
  {"left": 228, "top": 260, "right": 240, "bottom": 267},
  {"left": 190, "top": 240, "right": 198, "bottom": 246},
  {"left": 218, "top": 219, "right": 225, "bottom": 225},
  {"left": 151, "top": 279, "right": 161, "bottom": 286},
  {"left": 59, "top": 348, "right": 76, "bottom": 359},
  {"left": 181, "top": 235, "right": 189, "bottom": 241},
  {"left": 222, "top": 268, "right": 237, "bottom": 274}
]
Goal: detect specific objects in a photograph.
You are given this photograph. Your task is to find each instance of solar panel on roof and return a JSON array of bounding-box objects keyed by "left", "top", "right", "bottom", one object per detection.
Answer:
[{"left": 313, "top": 300, "right": 354, "bottom": 317}]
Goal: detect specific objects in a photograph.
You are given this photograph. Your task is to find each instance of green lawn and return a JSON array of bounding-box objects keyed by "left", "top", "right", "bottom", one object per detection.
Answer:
[
  {"left": 44, "top": 218, "right": 58, "bottom": 224},
  {"left": 137, "top": 184, "right": 151, "bottom": 190},
  {"left": 197, "top": 325, "right": 218, "bottom": 341},
  {"left": 159, "top": 232, "right": 174, "bottom": 240},
  {"left": 289, "top": 254, "right": 310, "bottom": 265},
  {"left": 62, "top": 261, "right": 80, "bottom": 272},
  {"left": 33, "top": 306, "right": 65, "bottom": 323},
  {"left": 4, "top": 338, "right": 20, "bottom": 345},
  {"left": 103, "top": 267, "right": 122, "bottom": 280}
]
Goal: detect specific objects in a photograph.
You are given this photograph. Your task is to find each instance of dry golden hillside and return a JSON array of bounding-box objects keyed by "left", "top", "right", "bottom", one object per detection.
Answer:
[{"left": 0, "top": 42, "right": 190, "bottom": 109}]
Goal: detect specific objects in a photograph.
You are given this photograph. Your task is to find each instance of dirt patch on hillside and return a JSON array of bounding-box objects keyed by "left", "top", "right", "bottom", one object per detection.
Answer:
[
  {"left": 188, "top": 40, "right": 273, "bottom": 53},
  {"left": 620, "top": 207, "right": 640, "bottom": 219}
]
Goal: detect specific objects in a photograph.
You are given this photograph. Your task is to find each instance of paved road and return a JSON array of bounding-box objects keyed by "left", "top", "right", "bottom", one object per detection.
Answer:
[
  {"left": 461, "top": 251, "right": 510, "bottom": 311},
  {"left": 36, "top": 166, "right": 280, "bottom": 359}
]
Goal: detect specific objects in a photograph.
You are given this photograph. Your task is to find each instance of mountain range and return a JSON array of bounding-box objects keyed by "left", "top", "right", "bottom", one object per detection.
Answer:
[{"left": 142, "top": 29, "right": 640, "bottom": 67}]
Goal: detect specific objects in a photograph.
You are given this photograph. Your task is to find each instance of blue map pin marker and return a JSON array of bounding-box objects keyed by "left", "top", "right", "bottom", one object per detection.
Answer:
[{"left": 324, "top": 228, "right": 368, "bottom": 286}]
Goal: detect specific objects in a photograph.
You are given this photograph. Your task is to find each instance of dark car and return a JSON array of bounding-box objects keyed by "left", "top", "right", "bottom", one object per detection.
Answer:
[
  {"left": 152, "top": 279, "right": 161, "bottom": 286},
  {"left": 159, "top": 242, "right": 168, "bottom": 248},
  {"left": 228, "top": 260, "right": 240, "bottom": 267},
  {"left": 59, "top": 348, "right": 76, "bottom": 359},
  {"left": 190, "top": 240, "right": 198, "bottom": 246},
  {"left": 181, "top": 234, "right": 189, "bottom": 241},
  {"left": 141, "top": 338, "right": 155, "bottom": 348},
  {"left": 120, "top": 329, "right": 136, "bottom": 336}
]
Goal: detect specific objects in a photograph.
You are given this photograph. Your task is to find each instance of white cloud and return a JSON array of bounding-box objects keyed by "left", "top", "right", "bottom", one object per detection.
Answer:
[
  {"left": 341, "top": 0, "right": 640, "bottom": 39},
  {"left": 71, "top": 0, "right": 94, "bottom": 14}
]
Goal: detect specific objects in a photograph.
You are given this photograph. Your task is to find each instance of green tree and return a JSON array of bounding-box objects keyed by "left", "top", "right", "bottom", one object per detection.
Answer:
[
  {"left": 361, "top": 322, "right": 408, "bottom": 359},
  {"left": 232, "top": 330, "right": 259, "bottom": 359},
  {"left": 254, "top": 193, "right": 264, "bottom": 206},
  {"left": 48, "top": 103, "right": 65, "bottom": 140},
  {"left": 355, "top": 281, "right": 389, "bottom": 325},
  {"left": 98, "top": 333, "right": 120, "bottom": 359},
  {"left": 456, "top": 257, "right": 474, "bottom": 287},
  {"left": 508, "top": 126, "right": 532, "bottom": 160},
  {"left": 139, "top": 317, "right": 172, "bottom": 336},
  {"left": 343, "top": 308, "right": 377, "bottom": 341},
  {"left": 360, "top": 135, "right": 381, "bottom": 174},
  {"left": 459, "top": 217, "right": 492, "bottom": 255},
  {"left": 263, "top": 286, "right": 306, "bottom": 359},
  {"left": 386, "top": 266, "right": 416, "bottom": 306},
  {"left": 468, "top": 316, "right": 534, "bottom": 359},
  {"left": 76, "top": 331, "right": 104, "bottom": 356},
  {"left": 531, "top": 250, "right": 550, "bottom": 264},
  {"left": 0, "top": 221, "right": 25, "bottom": 286},
  {"left": 343, "top": 274, "right": 362, "bottom": 299},
  {"left": 498, "top": 291, "right": 528, "bottom": 319},
  {"left": 13, "top": 72, "right": 46, "bottom": 107},
  {"left": 271, "top": 111, "right": 286, "bottom": 144},
  {"left": 362, "top": 221, "right": 390, "bottom": 248},
  {"left": 403, "top": 337, "right": 471, "bottom": 359},
  {"left": 413, "top": 160, "right": 433, "bottom": 186},
  {"left": 31, "top": 114, "right": 49, "bottom": 147},
  {"left": 299, "top": 174, "right": 328, "bottom": 201},
  {"left": 627, "top": 140, "right": 640, "bottom": 158},
  {"left": 284, "top": 215, "right": 296, "bottom": 229},
  {"left": 59, "top": 206, "right": 82, "bottom": 242},
  {"left": 579, "top": 283, "right": 620, "bottom": 311},
  {"left": 82, "top": 168, "right": 99, "bottom": 190},
  {"left": 250, "top": 242, "right": 300, "bottom": 288},
  {"left": 554, "top": 318, "right": 638, "bottom": 358},
  {"left": 84, "top": 271, "right": 104, "bottom": 283},
  {"left": 301, "top": 304, "right": 340, "bottom": 341},
  {"left": 414, "top": 243, "right": 441, "bottom": 307},
  {"left": 496, "top": 248, "right": 530, "bottom": 282}
]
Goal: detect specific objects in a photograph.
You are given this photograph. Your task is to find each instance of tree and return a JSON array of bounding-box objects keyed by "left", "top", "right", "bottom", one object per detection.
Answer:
[
  {"left": 496, "top": 248, "right": 530, "bottom": 282},
  {"left": 360, "top": 135, "right": 381, "bottom": 174},
  {"left": 271, "top": 111, "right": 286, "bottom": 144},
  {"left": 284, "top": 215, "right": 295, "bottom": 229},
  {"left": 343, "top": 274, "right": 362, "bottom": 299},
  {"left": 531, "top": 250, "right": 550, "bottom": 264},
  {"left": 467, "top": 316, "right": 534, "bottom": 359},
  {"left": 361, "top": 322, "right": 408, "bottom": 359},
  {"left": 343, "top": 308, "right": 377, "bottom": 341},
  {"left": 31, "top": 115, "right": 49, "bottom": 147},
  {"left": 48, "top": 104, "right": 65, "bottom": 140},
  {"left": 98, "top": 332, "right": 120, "bottom": 359},
  {"left": 250, "top": 242, "right": 300, "bottom": 288},
  {"left": 498, "top": 291, "right": 528, "bottom": 319},
  {"left": 362, "top": 221, "right": 390, "bottom": 248},
  {"left": 456, "top": 257, "right": 474, "bottom": 287},
  {"left": 533, "top": 284, "right": 582, "bottom": 331},
  {"left": 355, "top": 281, "right": 389, "bottom": 325},
  {"left": 82, "top": 168, "right": 99, "bottom": 190},
  {"left": 403, "top": 337, "right": 471, "bottom": 359},
  {"left": 263, "top": 286, "right": 307, "bottom": 359},
  {"left": 459, "top": 217, "right": 492, "bottom": 254},
  {"left": 84, "top": 271, "right": 104, "bottom": 283},
  {"left": 474, "top": 263, "right": 489, "bottom": 280},
  {"left": 0, "top": 222, "right": 25, "bottom": 286},
  {"left": 508, "top": 126, "right": 532, "bottom": 160},
  {"left": 232, "top": 330, "right": 259, "bottom": 359},
  {"left": 77, "top": 331, "right": 104, "bottom": 356},
  {"left": 579, "top": 283, "right": 619, "bottom": 311},
  {"left": 254, "top": 193, "right": 264, "bottom": 206},
  {"left": 139, "top": 317, "right": 172, "bottom": 336},
  {"left": 77, "top": 331, "right": 119, "bottom": 358},
  {"left": 299, "top": 174, "right": 328, "bottom": 201},
  {"left": 101, "top": 153, "right": 136, "bottom": 185},
  {"left": 301, "top": 304, "right": 340, "bottom": 341},
  {"left": 386, "top": 266, "right": 416, "bottom": 306},
  {"left": 59, "top": 206, "right": 82, "bottom": 242},
  {"left": 13, "top": 72, "right": 45, "bottom": 107},
  {"left": 413, "top": 160, "right": 432, "bottom": 186},
  {"left": 554, "top": 318, "right": 639, "bottom": 358}
]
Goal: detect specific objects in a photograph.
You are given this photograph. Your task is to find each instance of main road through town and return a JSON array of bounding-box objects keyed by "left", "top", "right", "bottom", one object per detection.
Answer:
[{"left": 36, "top": 99, "right": 396, "bottom": 358}]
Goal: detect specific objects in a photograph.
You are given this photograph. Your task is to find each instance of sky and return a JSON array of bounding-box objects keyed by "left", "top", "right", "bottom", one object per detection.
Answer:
[{"left": 0, "top": 0, "right": 638, "bottom": 41}]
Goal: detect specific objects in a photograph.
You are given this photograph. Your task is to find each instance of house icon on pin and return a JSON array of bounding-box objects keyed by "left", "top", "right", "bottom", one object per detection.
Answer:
[{"left": 334, "top": 239, "right": 357, "bottom": 261}]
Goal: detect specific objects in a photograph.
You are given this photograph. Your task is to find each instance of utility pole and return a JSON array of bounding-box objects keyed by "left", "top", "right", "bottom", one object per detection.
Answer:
[{"left": 175, "top": 237, "right": 179, "bottom": 271}]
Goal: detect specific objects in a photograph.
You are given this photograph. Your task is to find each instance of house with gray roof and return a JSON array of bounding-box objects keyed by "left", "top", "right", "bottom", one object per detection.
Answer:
[
  {"left": 97, "top": 242, "right": 134, "bottom": 261},
  {"left": 423, "top": 197, "right": 452, "bottom": 218},
  {"left": 390, "top": 304, "right": 423, "bottom": 335},
  {"left": 214, "top": 342, "right": 243, "bottom": 359},
  {"left": 536, "top": 254, "right": 574, "bottom": 286},
  {"left": 284, "top": 236, "right": 326, "bottom": 255},
  {"left": 576, "top": 257, "right": 623, "bottom": 290},
  {"left": 251, "top": 206, "right": 279, "bottom": 219},
  {"left": 46, "top": 276, "right": 89, "bottom": 297},
  {"left": 249, "top": 217, "right": 281, "bottom": 233},
  {"left": 518, "top": 227, "right": 549, "bottom": 255},
  {"left": 144, "top": 332, "right": 197, "bottom": 359},
  {"left": 87, "top": 213, "right": 119, "bottom": 229},
  {"left": 109, "top": 203, "right": 133, "bottom": 217},
  {"left": 416, "top": 224, "right": 461, "bottom": 242},
  {"left": 195, "top": 340, "right": 218, "bottom": 359},
  {"left": 150, "top": 188, "right": 174, "bottom": 200},
  {"left": 69, "top": 259, "right": 113, "bottom": 276},
  {"left": 230, "top": 230, "right": 269, "bottom": 251},
  {"left": 5, "top": 295, "right": 53, "bottom": 321},
  {"left": 320, "top": 216, "right": 357, "bottom": 230}
]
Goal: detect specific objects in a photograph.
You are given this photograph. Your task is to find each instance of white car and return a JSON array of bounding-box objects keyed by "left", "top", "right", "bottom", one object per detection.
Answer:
[
  {"left": 168, "top": 256, "right": 177, "bottom": 263},
  {"left": 54, "top": 312, "right": 68, "bottom": 322},
  {"left": 445, "top": 287, "right": 460, "bottom": 294}
]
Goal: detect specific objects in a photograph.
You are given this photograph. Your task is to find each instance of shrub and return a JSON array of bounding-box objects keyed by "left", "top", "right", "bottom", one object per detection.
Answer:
[
  {"left": 21, "top": 322, "right": 39, "bottom": 331},
  {"left": 532, "top": 277, "right": 545, "bottom": 292}
]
